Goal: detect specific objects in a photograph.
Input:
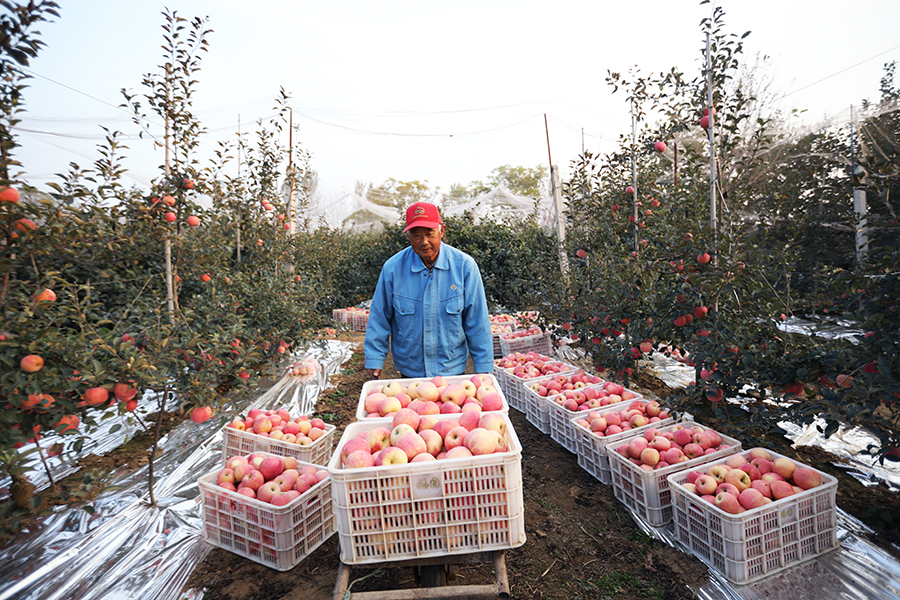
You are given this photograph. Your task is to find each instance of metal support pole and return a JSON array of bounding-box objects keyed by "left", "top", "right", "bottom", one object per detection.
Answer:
[
  {"left": 631, "top": 102, "right": 639, "bottom": 253},
  {"left": 551, "top": 165, "right": 569, "bottom": 282},
  {"left": 850, "top": 105, "right": 869, "bottom": 263},
  {"left": 706, "top": 31, "right": 718, "bottom": 265},
  {"left": 164, "top": 63, "right": 175, "bottom": 324}
]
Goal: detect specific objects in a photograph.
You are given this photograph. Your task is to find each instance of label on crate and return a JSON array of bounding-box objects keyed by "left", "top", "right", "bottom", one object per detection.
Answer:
[
  {"left": 779, "top": 504, "right": 797, "bottom": 523},
  {"left": 410, "top": 471, "right": 444, "bottom": 500}
]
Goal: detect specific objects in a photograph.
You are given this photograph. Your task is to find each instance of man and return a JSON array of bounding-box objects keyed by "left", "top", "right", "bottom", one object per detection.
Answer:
[{"left": 364, "top": 202, "right": 493, "bottom": 379}]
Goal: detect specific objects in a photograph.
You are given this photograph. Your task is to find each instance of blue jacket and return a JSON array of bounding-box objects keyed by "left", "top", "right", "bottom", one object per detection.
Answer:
[{"left": 364, "top": 244, "right": 493, "bottom": 377}]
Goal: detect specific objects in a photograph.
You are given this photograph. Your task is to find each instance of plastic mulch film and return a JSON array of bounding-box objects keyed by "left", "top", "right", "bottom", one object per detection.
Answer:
[
  {"left": 0, "top": 339, "right": 354, "bottom": 600},
  {"left": 557, "top": 339, "right": 900, "bottom": 597},
  {"left": 0, "top": 387, "right": 184, "bottom": 497},
  {"left": 558, "top": 334, "right": 900, "bottom": 491},
  {"left": 626, "top": 507, "right": 900, "bottom": 600}
]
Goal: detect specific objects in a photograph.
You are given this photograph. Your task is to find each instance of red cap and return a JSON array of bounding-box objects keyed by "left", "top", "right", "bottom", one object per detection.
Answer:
[{"left": 404, "top": 202, "right": 442, "bottom": 232}]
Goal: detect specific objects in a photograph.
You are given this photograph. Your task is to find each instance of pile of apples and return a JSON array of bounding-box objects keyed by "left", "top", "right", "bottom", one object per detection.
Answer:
[
  {"left": 491, "top": 322, "right": 513, "bottom": 334},
  {"left": 501, "top": 326, "right": 542, "bottom": 341},
  {"left": 678, "top": 449, "right": 824, "bottom": 514},
  {"left": 612, "top": 423, "right": 731, "bottom": 471},
  {"left": 340, "top": 410, "right": 510, "bottom": 468},
  {"left": 489, "top": 314, "right": 516, "bottom": 324},
  {"left": 289, "top": 357, "right": 317, "bottom": 378},
  {"left": 225, "top": 408, "right": 328, "bottom": 446},
  {"left": 362, "top": 375, "right": 504, "bottom": 418},
  {"left": 494, "top": 351, "right": 571, "bottom": 380},
  {"left": 573, "top": 400, "right": 669, "bottom": 437},
  {"left": 527, "top": 372, "right": 627, "bottom": 398},
  {"left": 214, "top": 453, "right": 329, "bottom": 505},
  {"left": 545, "top": 380, "right": 641, "bottom": 412}
]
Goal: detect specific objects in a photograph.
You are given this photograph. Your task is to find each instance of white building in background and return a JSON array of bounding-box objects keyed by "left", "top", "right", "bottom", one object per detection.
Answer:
[{"left": 299, "top": 178, "right": 559, "bottom": 234}]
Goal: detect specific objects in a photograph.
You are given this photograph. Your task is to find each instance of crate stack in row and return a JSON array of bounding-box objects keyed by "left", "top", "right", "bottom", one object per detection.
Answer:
[{"left": 492, "top": 348, "right": 839, "bottom": 585}]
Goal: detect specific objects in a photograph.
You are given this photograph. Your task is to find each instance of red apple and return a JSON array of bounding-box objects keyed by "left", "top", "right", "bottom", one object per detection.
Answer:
[
  {"left": 34, "top": 288, "right": 56, "bottom": 302},
  {"left": 344, "top": 450, "right": 375, "bottom": 469},
  {"left": 190, "top": 406, "right": 213, "bottom": 423},
  {"left": 714, "top": 492, "right": 742, "bottom": 514},
  {"left": 84, "top": 387, "right": 109, "bottom": 406},
  {"left": 0, "top": 186, "right": 20, "bottom": 203},
  {"left": 20, "top": 354, "right": 44, "bottom": 373},
  {"left": 792, "top": 467, "right": 822, "bottom": 490}
]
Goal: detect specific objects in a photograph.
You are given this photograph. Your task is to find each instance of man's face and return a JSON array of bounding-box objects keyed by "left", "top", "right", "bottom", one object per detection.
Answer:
[{"left": 406, "top": 225, "right": 444, "bottom": 267}]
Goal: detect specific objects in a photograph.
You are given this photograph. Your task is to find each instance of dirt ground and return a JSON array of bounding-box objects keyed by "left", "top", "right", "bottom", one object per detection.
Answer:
[{"left": 181, "top": 332, "right": 900, "bottom": 600}]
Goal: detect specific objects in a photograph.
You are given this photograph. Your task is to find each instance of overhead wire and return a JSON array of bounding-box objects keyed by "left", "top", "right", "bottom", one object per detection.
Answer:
[
  {"left": 11, "top": 23, "right": 900, "bottom": 194},
  {"left": 777, "top": 43, "right": 900, "bottom": 101}
]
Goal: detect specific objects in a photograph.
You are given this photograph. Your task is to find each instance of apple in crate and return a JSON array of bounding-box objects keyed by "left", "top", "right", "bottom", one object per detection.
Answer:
[
  {"left": 364, "top": 427, "right": 392, "bottom": 453},
  {"left": 344, "top": 451, "right": 375, "bottom": 469},
  {"left": 418, "top": 429, "right": 444, "bottom": 456},
  {"left": 714, "top": 492, "right": 742, "bottom": 514},
  {"left": 464, "top": 428, "right": 499, "bottom": 455},
  {"left": 392, "top": 408, "right": 420, "bottom": 430},
  {"left": 341, "top": 437, "right": 372, "bottom": 464},
  {"left": 294, "top": 473, "right": 318, "bottom": 493},
  {"left": 258, "top": 456, "right": 285, "bottom": 480},
  {"left": 270, "top": 491, "right": 299, "bottom": 506},
  {"left": 216, "top": 468, "right": 236, "bottom": 486},
  {"left": 239, "top": 470, "right": 264, "bottom": 491},
  {"left": 793, "top": 467, "right": 822, "bottom": 490},
  {"left": 478, "top": 413, "right": 506, "bottom": 436},
  {"left": 273, "top": 472, "right": 297, "bottom": 491},
  {"left": 390, "top": 424, "right": 416, "bottom": 446},
  {"left": 394, "top": 432, "right": 428, "bottom": 460},
  {"left": 375, "top": 447, "right": 408, "bottom": 466},
  {"left": 481, "top": 392, "right": 504, "bottom": 411},
  {"left": 417, "top": 382, "right": 440, "bottom": 403},
  {"left": 433, "top": 420, "right": 457, "bottom": 439},
  {"left": 444, "top": 426, "right": 468, "bottom": 450},
  {"left": 257, "top": 481, "right": 282, "bottom": 503},
  {"left": 458, "top": 409, "right": 482, "bottom": 431}
]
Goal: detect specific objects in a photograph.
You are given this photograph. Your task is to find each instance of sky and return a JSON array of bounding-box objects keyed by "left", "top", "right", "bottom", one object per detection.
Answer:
[{"left": 11, "top": 0, "right": 900, "bottom": 198}]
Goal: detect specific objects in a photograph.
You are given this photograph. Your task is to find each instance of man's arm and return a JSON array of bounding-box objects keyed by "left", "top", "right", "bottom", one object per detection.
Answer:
[
  {"left": 364, "top": 266, "right": 393, "bottom": 377},
  {"left": 462, "top": 260, "right": 494, "bottom": 374}
]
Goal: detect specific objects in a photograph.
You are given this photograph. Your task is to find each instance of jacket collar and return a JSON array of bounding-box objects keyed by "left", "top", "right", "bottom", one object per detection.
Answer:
[{"left": 409, "top": 245, "right": 449, "bottom": 272}]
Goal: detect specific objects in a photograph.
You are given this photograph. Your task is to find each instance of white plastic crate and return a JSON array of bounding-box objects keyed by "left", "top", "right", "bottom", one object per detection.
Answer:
[
  {"left": 545, "top": 385, "right": 645, "bottom": 453},
  {"left": 198, "top": 454, "right": 336, "bottom": 571},
  {"left": 518, "top": 371, "right": 602, "bottom": 435},
  {"left": 570, "top": 402, "right": 675, "bottom": 482},
  {"left": 327, "top": 414, "right": 526, "bottom": 565},
  {"left": 607, "top": 424, "right": 742, "bottom": 526},
  {"left": 491, "top": 362, "right": 519, "bottom": 410},
  {"left": 493, "top": 361, "right": 577, "bottom": 413},
  {"left": 525, "top": 394, "right": 550, "bottom": 433},
  {"left": 356, "top": 374, "right": 509, "bottom": 420},
  {"left": 498, "top": 330, "right": 551, "bottom": 357},
  {"left": 489, "top": 316, "right": 517, "bottom": 358},
  {"left": 332, "top": 308, "right": 349, "bottom": 324},
  {"left": 222, "top": 422, "right": 336, "bottom": 466},
  {"left": 491, "top": 333, "right": 504, "bottom": 358},
  {"left": 347, "top": 310, "right": 369, "bottom": 331},
  {"left": 668, "top": 448, "right": 839, "bottom": 584}
]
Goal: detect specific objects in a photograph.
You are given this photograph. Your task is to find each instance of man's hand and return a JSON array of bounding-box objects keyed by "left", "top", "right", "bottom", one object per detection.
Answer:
[{"left": 366, "top": 368, "right": 382, "bottom": 380}]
